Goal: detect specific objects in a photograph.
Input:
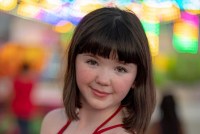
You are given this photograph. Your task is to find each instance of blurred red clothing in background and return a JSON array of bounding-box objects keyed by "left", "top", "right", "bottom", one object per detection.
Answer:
[{"left": 11, "top": 75, "right": 35, "bottom": 120}]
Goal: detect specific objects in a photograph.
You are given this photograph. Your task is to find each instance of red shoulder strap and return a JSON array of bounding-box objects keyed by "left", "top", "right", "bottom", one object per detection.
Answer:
[
  {"left": 57, "top": 106, "right": 124, "bottom": 134},
  {"left": 93, "top": 106, "right": 123, "bottom": 134},
  {"left": 57, "top": 120, "right": 71, "bottom": 134},
  {"left": 96, "top": 124, "right": 124, "bottom": 133}
]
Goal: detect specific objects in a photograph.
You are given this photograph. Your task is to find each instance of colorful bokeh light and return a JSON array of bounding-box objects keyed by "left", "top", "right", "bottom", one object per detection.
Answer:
[
  {"left": 142, "top": 20, "right": 160, "bottom": 56},
  {"left": 173, "top": 12, "right": 199, "bottom": 54}
]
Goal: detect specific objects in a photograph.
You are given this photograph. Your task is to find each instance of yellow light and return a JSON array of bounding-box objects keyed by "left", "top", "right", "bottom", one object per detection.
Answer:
[
  {"left": 174, "top": 21, "right": 198, "bottom": 39},
  {"left": 40, "top": 0, "right": 60, "bottom": 10},
  {"left": 80, "top": 4, "right": 103, "bottom": 14},
  {"left": 186, "top": 10, "right": 200, "bottom": 15},
  {"left": 153, "top": 54, "right": 169, "bottom": 72},
  {"left": 159, "top": 5, "right": 180, "bottom": 22},
  {"left": 141, "top": 18, "right": 160, "bottom": 56},
  {"left": 20, "top": 0, "right": 40, "bottom": 4},
  {"left": 17, "top": 3, "right": 40, "bottom": 18},
  {"left": 0, "top": 0, "right": 17, "bottom": 11},
  {"left": 53, "top": 21, "right": 75, "bottom": 33},
  {"left": 142, "top": 3, "right": 181, "bottom": 22},
  {"left": 142, "top": 3, "right": 158, "bottom": 20},
  {"left": 146, "top": 33, "right": 159, "bottom": 56}
]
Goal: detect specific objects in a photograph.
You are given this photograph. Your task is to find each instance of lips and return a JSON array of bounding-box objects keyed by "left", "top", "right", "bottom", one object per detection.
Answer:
[{"left": 92, "top": 88, "right": 111, "bottom": 98}]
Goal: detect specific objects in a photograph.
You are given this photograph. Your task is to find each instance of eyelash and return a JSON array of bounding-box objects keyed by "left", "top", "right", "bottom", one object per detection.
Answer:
[
  {"left": 85, "top": 58, "right": 128, "bottom": 73},
  {"left": 115, "top": 66, "right": 127, "bottom": 73},
  {"left": 86, "top": 59, "right": 98, "bottom": 66}
]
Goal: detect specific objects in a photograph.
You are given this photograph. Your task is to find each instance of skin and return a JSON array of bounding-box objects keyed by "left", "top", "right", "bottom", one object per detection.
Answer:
[
  {"left": 76, "top": 53, "right": 137, "bottom": 111},
  {"left": 40, "top": 53, "right": 137, "bottom": 134}
]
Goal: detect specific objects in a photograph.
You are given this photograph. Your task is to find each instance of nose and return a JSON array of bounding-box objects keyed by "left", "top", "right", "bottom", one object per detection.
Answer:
[{"left": 95, "top": 69, "right": 111, "bottom": 86}]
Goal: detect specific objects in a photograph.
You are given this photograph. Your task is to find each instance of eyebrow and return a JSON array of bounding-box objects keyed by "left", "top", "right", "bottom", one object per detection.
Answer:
[
  {"left": 82, "top": 53, "right": 96, "bottom": 58},
  {"left": 83, "top": 53, "right": 127, "bottom": 64},
  {"left": 118, "top": 61, "right": 127, "bottom": 64}
]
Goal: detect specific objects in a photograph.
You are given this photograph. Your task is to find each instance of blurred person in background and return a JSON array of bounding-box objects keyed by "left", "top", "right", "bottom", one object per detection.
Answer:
[
  {"left": 11, "top": 62, "right": 37, "bottom": 134},
  {"left": 147, "top": 92, "right": 185, "bottom": 134}
]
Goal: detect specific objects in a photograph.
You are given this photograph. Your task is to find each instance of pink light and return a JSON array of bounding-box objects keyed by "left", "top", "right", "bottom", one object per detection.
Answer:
[{"left": 181, "top": 12, "right": 199, "bottom": 26}]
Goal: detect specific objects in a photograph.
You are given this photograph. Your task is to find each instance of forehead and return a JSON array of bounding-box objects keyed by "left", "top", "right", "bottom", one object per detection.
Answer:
[{"left": 84, "top": 50, "right": 119, "bottom": 60}]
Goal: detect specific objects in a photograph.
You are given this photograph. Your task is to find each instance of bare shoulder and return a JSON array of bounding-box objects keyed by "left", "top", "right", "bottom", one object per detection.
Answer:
[{"left": 40, "top": 108, "right": 67, "bottom": 134}]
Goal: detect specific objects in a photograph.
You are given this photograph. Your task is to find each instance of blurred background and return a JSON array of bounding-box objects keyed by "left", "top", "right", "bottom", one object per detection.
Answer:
[{"left": 0, "top": 0, "right": 199, "bottom": 134}]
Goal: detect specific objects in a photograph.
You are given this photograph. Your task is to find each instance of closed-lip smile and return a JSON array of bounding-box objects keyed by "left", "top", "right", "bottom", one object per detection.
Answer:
[{"left": 92, "top": 88, "right": 111, "bottom": 98}]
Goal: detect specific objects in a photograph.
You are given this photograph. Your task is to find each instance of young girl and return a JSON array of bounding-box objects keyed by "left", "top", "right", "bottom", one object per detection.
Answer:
[{"left": 41, "top": 7, "right": 155, "bottom": 134}]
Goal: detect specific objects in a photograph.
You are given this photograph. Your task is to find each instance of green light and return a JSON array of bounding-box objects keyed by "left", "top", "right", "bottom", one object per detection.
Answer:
[
  {"left": 173, "top": 34, "right": 198, "bottom": 54},
  {"left": 141, "top": 21, "right": 160, "bottom": 35}
]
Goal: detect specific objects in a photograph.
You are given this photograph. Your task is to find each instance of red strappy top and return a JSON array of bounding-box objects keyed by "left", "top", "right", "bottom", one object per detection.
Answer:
[{"left": 57, "top": 106, "right": 124, "bottom": 134}]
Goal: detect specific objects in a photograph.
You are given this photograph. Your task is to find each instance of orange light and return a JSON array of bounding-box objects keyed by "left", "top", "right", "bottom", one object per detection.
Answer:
[{"left": 53, "top": 21, "right": 75, "bottom": 33}]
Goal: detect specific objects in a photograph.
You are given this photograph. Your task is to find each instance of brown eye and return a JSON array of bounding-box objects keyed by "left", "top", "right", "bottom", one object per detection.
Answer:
[
  {"left": 115, "top": 66, "right": 127, "bottom": 73},
  {"left": 86, "top": 59, "right": 98, "bottom": 66}
]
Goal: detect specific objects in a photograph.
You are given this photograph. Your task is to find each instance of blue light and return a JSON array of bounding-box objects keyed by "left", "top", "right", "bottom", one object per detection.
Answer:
[
  {"left": 42, "top": 11, "right": 62, "bottom": 25},
  {"left": 175, "top": 0, "right": 200, "bottom": 10},
  {"left": 67, "top": 15, "right": 82, "bottom": 25},
  {"left": 116, "top": 0, "right": 132, "bottom": 5},
  {"left": 61, "top": 0, "right": 75, "bottom": 4}
]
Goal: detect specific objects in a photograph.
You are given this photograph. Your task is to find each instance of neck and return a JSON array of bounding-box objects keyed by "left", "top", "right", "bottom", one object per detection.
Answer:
[{"left": 77, "top": 104, "right": 123, "bottom": 129}]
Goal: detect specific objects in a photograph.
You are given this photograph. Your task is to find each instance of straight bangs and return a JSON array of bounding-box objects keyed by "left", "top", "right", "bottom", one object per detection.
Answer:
[{"left": 76, "top": 18, "right": 139, "bottom": 64}]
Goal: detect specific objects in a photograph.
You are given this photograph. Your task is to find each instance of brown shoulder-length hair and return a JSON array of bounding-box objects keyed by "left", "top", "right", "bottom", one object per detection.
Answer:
[{"left": 63, "top": 7, "right": 156, "bottom": 134}]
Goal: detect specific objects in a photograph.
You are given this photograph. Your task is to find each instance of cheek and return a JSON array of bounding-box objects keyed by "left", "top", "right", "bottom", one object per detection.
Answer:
[
  {"left": 76, "top": 64, "right": 94, "bottom": 86},
  {"left": 114, "top": 76, "right": 135, "bottom": 95}
]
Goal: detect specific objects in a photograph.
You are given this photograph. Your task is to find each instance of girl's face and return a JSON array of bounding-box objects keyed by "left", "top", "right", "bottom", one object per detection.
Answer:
[{"left": 75, "top": 53, "right": 137, "bottom": 110}]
